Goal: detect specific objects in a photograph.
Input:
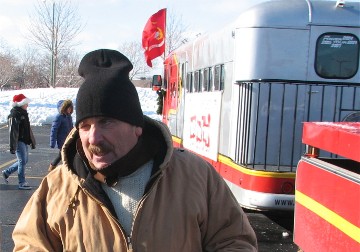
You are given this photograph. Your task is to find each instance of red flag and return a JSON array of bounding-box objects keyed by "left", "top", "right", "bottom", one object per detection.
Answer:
[{"left": 142, "top": 8, "right": 166, "bottom": 67}]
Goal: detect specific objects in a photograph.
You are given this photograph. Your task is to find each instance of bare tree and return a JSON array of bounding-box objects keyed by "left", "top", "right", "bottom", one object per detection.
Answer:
[
  {"left": 165, "top": 9, "right": 189, "bottom": 56},
  {"left": 27, "top": 0, "right": 83, "bottom": 88},
  {"left": 16, "top": 46, "right": 48, "bottom": 89},
  {"left": 57, "top": 50, "right": 82, "bottom": 87},
  {"left": 0, "top": 43, "right": 18, "bottom": 90},
  {"left": 119, "top": 42, "right": 151, "bottom": 80}
]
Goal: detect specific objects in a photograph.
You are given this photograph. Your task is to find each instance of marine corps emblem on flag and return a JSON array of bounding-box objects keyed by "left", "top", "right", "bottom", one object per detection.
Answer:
[{"left": 142, "top": 9, "right": 166, "bottom": 67}]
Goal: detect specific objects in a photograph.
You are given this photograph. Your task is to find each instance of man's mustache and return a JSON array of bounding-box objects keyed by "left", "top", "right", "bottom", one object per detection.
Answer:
[{"left": 88, "top": 143, "right": 112, "bottom": 155}]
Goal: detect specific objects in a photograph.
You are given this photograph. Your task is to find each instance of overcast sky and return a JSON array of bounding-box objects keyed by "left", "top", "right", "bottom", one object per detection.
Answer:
[{"left": 0, "top": 0, "right": 267, "bottom": 55}]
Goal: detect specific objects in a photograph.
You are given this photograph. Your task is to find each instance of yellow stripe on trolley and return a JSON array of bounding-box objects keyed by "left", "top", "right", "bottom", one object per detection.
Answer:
[
  {"left": 171, "top": 134, "right": 295, "bottom": 179},
  {"left": 218, "top": 155, "right": 296, "bottom": 179},
  {"left": 172, "top": 136, "right": 182, "bottom": 145},
  {"left": 296, "top": 190, "right": 360, "bottom": 243}
]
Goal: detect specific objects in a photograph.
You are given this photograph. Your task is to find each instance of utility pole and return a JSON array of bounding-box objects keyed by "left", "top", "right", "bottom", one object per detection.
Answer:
[
  {"left": 44, "top": 0, "right": 56, "bottom": 87},
  {"left": 50, "top": 1, "right": 55, "bottom": 87}
]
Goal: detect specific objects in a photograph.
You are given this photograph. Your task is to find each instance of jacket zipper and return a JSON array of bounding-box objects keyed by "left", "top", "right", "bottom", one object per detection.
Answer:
[
  {"left": 127, "top": 236, "right": 133, "bottom": 252},
  {"left": 81, "top": 187, "right": 132, "bottom": 251},
  {"left": 127, "top": 175, "right": 162, "bottom": 250},
  {"left": 77, "top": 170, "right": 163, "bottom": 251}
]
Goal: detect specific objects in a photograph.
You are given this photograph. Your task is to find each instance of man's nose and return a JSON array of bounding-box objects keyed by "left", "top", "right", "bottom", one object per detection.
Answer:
[{"left": 88, "top": 125, "right": 103, "bottom": 145}]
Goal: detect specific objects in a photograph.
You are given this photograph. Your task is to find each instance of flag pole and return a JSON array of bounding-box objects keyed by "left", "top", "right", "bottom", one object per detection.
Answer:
[{"left": 164, "top": 8, "right": 167, "bottom": 59}]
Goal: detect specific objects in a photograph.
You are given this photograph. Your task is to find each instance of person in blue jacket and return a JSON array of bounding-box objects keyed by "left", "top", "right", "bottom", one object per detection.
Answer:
[{"left": 48, "top": 99, "right": 74, "bottom": 171}]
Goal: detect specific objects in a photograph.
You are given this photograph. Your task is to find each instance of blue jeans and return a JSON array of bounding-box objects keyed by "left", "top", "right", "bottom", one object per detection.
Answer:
[{"left": 4, "top": 141, "right": 28, "bottom": 184}]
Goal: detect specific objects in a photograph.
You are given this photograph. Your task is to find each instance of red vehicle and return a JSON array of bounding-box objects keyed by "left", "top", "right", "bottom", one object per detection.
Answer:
[
  {"left": 294, "top": 122, "right": 360, "bottom": 251},
  {"left": 152, "top": 0, "right": 360, "bottom": 210}
]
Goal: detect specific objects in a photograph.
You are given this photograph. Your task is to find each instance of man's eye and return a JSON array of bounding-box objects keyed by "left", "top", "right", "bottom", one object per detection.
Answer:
[
  {"left": 79, "top": 124, "right": 90, "bottom": 131},
  {"left": 100, "top": 118, "right": 114, "bottom": 125}
]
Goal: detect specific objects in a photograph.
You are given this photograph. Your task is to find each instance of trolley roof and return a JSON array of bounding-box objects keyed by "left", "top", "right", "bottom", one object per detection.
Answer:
[{"left": 233, "top": 0, "right": 360, "bottom": 29}]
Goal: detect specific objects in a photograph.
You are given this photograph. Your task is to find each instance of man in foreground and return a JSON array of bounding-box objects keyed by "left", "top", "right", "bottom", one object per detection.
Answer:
[{"left": 12, "top": 49, "right": 257, "bottom": 251}]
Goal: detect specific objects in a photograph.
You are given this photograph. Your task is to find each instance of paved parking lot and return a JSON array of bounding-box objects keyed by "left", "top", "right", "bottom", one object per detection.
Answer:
[{"left": 0, "top": 124, "right": 57, "bottom": 251}]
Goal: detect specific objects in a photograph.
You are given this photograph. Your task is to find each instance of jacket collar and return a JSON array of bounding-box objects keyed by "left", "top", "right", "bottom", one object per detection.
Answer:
[{"left": 61, "top": 116, "right": 173, "bottom": 183}]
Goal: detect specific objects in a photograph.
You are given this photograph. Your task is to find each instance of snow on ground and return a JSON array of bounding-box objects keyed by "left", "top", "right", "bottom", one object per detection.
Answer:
[{"left": 0, "top": 87, "right": 161, "bottom": 125}]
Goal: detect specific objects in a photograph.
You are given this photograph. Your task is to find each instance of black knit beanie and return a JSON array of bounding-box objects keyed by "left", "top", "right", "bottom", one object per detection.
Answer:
[{"left": 75, "top": 49, "right": 144, "bottom": 127}]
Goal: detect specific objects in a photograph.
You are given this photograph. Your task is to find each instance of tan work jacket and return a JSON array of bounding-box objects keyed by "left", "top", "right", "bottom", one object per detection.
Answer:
[{"left": 13, "top": 117, "right": 257, "bottom": 251}]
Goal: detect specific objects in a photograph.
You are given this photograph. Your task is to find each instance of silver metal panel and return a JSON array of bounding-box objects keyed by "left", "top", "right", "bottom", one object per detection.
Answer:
[
  {"left": 232, "top": 0, "right": 360, "bottom": 83},
  {"left": 232, "top": 0, "right": 359, "bottom": 29},
  {"left": 234, "top": 28, "right": 310, "bottom": 81},
  {"left": 191, "top": 25, "right": 235, "bottom": 70},
  {"left": 233, "top": 0, "right": 310, "bottom": 29}
]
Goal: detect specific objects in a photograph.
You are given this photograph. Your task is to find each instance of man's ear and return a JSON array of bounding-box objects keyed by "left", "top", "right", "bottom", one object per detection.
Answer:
[{"left": 135, "top": 127, "right": 143, "bottom": 137}]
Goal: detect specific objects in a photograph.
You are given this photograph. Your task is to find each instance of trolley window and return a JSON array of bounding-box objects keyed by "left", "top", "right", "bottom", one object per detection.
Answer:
[
  {"left": 194, "top": 70, "right": 201, "bottom": 92},
  {"left": 186, "top": 72, "right": 193, "bottom": 93},
  {"left": 315, "top": 33, "right": 359, "bottom": 79},
  {"left": 203, "top": 67, "right": 212, "bottom": 92},
  {"left": 214, "top": 64, "right": 225, "bottom": 90}
]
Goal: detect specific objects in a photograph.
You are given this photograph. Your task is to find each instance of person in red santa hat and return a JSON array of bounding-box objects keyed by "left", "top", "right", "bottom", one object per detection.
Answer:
[{"left": 2, "top": 94, "right": 36, "bottom": 190}]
